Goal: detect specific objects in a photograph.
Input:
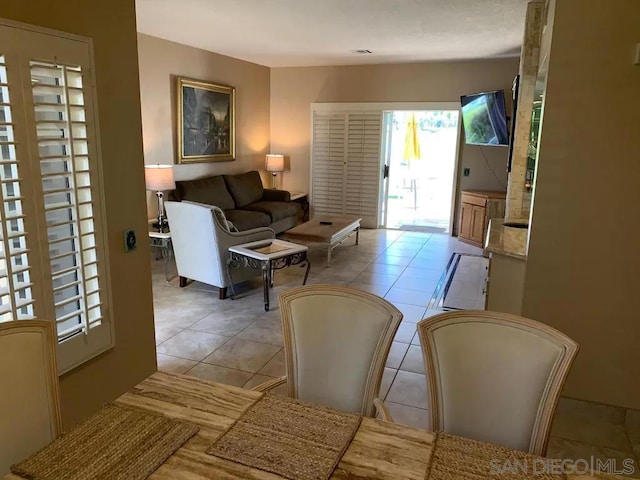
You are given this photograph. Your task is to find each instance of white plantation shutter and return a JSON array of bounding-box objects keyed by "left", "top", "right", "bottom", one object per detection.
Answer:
[
  {"left": 311, "top": 112, "right": 345, "bottom": 215},
  {"left": 0, "top": 55, "right": 37, "bottom": 322},
  {"left": 311, "top": 109, "right": 382, "bottom": 228},
  {"left": 344, "top": 113, "right": 381, "bottom": 226},
  {"left": 0, "top": 22, "right": 113, "bottom": 373}
]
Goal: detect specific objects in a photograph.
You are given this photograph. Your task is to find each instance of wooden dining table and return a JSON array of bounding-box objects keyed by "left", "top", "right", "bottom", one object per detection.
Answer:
[{"left": 5, "top": 371, "right": 620, "bottom": 479}]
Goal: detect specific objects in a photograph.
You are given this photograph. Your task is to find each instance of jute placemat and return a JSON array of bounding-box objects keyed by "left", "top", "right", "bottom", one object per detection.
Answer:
[
  {"left": 207, "top": 393, "right": 362, "bottom": 480},
  {"left": 425, "top": 432, "right": 564, "bottom": 480},
  {"left": 11, "top": 403, "right": 199, "bottom": 480}
]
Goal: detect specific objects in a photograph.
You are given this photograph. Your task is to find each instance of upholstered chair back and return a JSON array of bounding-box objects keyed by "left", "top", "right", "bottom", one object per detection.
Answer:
[
  {"left": 279, "top": 285, "right": 402, "bottom": 417},
  {"left": 417, "top": 310, "right": 578, "bottom": 455},
  {"left": 0, "top": 321, "right": 61, "bottom": 475}
]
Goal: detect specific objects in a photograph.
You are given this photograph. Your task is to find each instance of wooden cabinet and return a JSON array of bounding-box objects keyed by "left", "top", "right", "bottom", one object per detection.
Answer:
[{"left": 458, "top": 191, "right": 506, "bottom": 247}]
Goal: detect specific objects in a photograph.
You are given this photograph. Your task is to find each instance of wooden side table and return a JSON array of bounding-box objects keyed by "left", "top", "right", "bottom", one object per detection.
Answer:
[
  {"left": 226, "top": 239, "right": 310, "bottom": 311},
  {"left": 289, "top": 192, "right": 309, "bottom": 222}
]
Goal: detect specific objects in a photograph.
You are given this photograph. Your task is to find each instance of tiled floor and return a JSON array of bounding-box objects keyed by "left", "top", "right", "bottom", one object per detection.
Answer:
[{"left": 151, "top": 229, "right": 640, "bottom": 477}]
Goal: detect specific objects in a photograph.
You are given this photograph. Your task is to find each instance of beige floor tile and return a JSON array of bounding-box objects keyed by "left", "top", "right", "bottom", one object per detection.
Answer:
[
  {"left": 186, "top": 363, "right": 253, "bottom": 387},
  {"left": 399, "top": 345, "right": 425, "bottom": 374},
  {"left": 391, "top": 276, "right": 438, "bottom": 294},
  {"left": 154, "top": 325, "right": 183, "bottom": 345},
  {"left": 547, "top": 436, "right": 639, "bottom": 478},
  {"left": 374, "top": 254, "right": 414, "bottom": 267},
  {"left": 385, "top": 402, "right": 429, "bottom": 430},
  {"left": 385, "top": 287, "right": 430, "bottom": 307},
  {"left": 551, "top": 402, "right": 631, "bottom": 451},
  {"left": 364, "top": 263, "right": 406, "bottom": 276},
  {"left": 156, "top": 329, "right": 229, "bottom": 361},
  {"left": 156, "top": 353, "right": 198, "bottom": 374},
  {"left": 400, "top": 266, "right": 444, "bottom": 280},
  {"left": 258, "top": 349, "right": 285, "bottom": 377},
  {"left": 556, "top": 397, "right": 626, "bottom": 424},
  {"left": 352, "top": 271, "right": 399, "bottom": 287},
  {"left": 236, "top": 319, "right": 284, "bottom": 346},
  {"left": 386, "top": 370, "right": 428, "bottom": 409},
  {"left": 626, "top": 409, "right": 640, "bottom": 449},
  {"left": 202, "top": 338, "right": 280, "bottom": 373},
  {"left": 347, "top": 282, "right": 390, "bottom": 297},
  {"left": 386, "top": 342, "right": 409, "bottom": 369},
  {"left": 380, "top": 367, "right": 397, "bottom": 400},
  {"left": 189, "top": 312, "right": 258, "bottom": 336},
  {"left": 394, "top": 322, "right": 417, "bottom": 344},
  {"left": 393, "top": 303, "right": 428, "bottom": 324},
  {"left": 243, "top": 373, "right": 277, "bottom": 390},
  {"left": 153, "top": 303, "right": 215, "bottom": 329}
]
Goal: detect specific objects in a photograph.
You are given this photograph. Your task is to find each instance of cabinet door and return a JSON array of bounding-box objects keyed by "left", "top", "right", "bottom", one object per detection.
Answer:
[
  {"left": 459, "top": 203, "right": 472, "bottom": 240},
  {"left": 471, "top": 205, "right": 485, "bottom": 244}
]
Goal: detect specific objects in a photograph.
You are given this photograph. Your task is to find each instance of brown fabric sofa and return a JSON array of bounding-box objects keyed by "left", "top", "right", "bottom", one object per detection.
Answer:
[{"left": 172, "top": 170, "right": 299, "bottom": 233}]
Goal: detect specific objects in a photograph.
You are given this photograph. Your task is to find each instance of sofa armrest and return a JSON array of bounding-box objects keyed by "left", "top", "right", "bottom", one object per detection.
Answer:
[{"left": 262, "top": 189, "right": 291, "bottom": 202}]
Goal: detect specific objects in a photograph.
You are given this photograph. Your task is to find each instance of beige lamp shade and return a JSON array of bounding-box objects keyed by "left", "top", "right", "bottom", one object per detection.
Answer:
[
  {"left": 265, "top": 154, "right": 285, "bottom": 173},
  {"left": 145, "top": 164, "right": 176, "bottom": 191}
]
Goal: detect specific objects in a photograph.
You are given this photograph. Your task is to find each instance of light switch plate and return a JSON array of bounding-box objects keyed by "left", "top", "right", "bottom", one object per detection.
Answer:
[{"left": 124, "top": 229, "right": 137, "bottom": 252}]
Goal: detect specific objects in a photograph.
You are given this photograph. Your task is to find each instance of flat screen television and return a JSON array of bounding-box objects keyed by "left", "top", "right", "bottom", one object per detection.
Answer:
[{"left": 460, "top": 90, "right": 509, "bottom": 146}]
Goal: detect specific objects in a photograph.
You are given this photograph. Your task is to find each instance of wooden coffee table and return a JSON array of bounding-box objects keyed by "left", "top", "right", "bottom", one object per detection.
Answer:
[{"left": 284, "top": 216, "right": 361, "bottom": 266}]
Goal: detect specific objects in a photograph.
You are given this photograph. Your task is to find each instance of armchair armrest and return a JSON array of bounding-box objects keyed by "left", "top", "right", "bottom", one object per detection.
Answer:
[
  {"left": 251, "top": 375, "right": 286, "bottom": 392},
  {"left": 216, "top": 226, "right": 275, "bottom": 248},
  {"left": 263, "top": 189, "right": 291, "bottom": 202},
  {"left": 373, "top": 397, "right": 394, "bottom": 422}
]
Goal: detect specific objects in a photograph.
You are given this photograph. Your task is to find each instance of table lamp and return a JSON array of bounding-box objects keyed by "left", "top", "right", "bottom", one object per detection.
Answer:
[
  {"left": 265, "top": 154, "right": 284, "bottom": 189},
  {"left": 145, "top": 164, "right": 175, "bottom": 232}
]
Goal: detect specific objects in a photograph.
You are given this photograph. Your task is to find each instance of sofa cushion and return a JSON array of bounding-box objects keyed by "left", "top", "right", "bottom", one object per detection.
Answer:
[
  {"left": 223, "top": 171, "right": 264, "bottom": 208},
  {"left": 242, "top": 201, "right": 300, "bottom": 223},
  {"left": 224, "top": 209, "right": 271, "bottom": 231},
  {"left": 175, "top": 176, "right": 235, "bottom": 210}
]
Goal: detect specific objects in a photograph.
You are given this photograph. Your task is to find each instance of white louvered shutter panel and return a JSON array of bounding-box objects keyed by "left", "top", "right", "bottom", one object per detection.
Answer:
[
  {"left": 0, "top": 23, "right": 113, "bottom": 373},
  {"left": 0, "top": 55, "right": 37, "bottom": 323},
  {"left": 311, "top": 112, "right": 345, "bottom": 216},
  {"left": 345, "top": 113, "right": 381, "bottom": 228}
]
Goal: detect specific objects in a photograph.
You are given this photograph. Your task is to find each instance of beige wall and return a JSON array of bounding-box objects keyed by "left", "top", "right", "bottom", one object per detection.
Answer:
[
  {"left": 3, "top": 2, "right": 157, "bottom": 426},
  {"left": 137, "top": 33, "right": 270, "bottom": 214},
  {"left": 523, "top": 0, "right": 640, "bottom": 408},
  {"left": 270, "top": 60, "right": 519, "bottom": 212}
]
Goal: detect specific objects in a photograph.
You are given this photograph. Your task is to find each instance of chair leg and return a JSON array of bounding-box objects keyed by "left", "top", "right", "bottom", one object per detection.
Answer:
[
  {"left": 219, "top": 287, "right": 228, "bottom": 300},
  {"left": 179, "top": 276, "right": 188, "bottom": 288}
]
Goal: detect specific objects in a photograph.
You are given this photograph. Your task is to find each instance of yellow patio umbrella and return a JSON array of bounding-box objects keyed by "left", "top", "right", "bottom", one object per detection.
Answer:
[{"left": 403, "top": 113, "right": 421, "bottom": 162}]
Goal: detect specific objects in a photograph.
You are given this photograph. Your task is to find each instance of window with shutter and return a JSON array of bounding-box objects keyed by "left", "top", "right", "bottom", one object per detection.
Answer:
[
  {"left": 311, "top": 108, "right": 382, "bottom": 227},
  {"left": 0, "top": 21, "right": 113, "bottom": 373}
]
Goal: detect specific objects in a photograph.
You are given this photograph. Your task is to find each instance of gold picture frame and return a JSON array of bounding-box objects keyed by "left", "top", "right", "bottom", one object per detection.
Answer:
[{"left": 177, "top": 77, "right": 235, "bottom": 163}]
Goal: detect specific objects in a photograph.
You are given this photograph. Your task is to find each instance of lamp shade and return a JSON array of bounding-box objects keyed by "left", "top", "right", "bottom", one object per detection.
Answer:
[
  {"left": 265, "top": 154, "right": 285, "bottom": 173},
  {"left": 144, "top": 164, "right": 175, "bottom": 191}
]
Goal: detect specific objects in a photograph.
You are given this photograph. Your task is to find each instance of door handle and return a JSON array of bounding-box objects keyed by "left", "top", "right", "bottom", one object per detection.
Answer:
[{"left": 383, "top": 164, "right": 389, "bottom": 179}]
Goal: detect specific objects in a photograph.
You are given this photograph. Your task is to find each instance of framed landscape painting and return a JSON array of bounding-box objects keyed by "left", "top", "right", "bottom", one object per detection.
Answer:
[{"left": 177, "top": 77, "right": 235, "bottom": 163}]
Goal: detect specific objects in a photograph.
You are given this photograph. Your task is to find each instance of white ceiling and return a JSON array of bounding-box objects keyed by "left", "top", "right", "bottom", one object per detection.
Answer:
[{"left": 135, "top": 0, "right": 529, "bottom": 68}]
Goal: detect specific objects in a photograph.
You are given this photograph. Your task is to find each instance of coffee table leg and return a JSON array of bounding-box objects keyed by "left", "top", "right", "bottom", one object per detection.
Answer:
[
  {"left": 262, "top": 262, "right": 270, "bottom": 311},
  {"left": 355, "top": 227, "right": 360, "bottom": 245},
  {"left": 303, "top": 259, "right": 311, "bottom": 285},
  {"left": 327, "top": 247, "right": 333, "bottom": 267},
  {"left": 226, "top": 259, "right": 236, "bottom": 300}
]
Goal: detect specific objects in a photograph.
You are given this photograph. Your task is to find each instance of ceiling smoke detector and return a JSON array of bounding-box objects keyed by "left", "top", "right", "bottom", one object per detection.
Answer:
[{"left": 351, "top": 49, "right": 373, "bottom": 54}]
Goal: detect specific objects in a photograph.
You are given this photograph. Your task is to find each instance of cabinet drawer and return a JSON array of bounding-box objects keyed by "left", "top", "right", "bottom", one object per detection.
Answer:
[{"left": 461, "top": 193, "right": 487, "bottom": 207}]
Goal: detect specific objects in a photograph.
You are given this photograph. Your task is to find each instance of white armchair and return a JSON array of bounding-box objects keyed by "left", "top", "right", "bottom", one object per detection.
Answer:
[
  {"left": 165, "top": 201, "right": 275, "bottom": 299},
  {"left": 254, "top": 285, "right": 403, "bottom": 420}
]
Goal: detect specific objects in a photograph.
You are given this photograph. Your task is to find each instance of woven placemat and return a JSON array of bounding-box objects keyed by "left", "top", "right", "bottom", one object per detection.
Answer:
[
  {"left": 426, "top": 432, "right": 563, "bottom": 480},
  {"left": 11, "top": 403, "right": 199, "bottom": 480},
  {"left": 207, "top": 393, "right": 362, "bottom": 480}
]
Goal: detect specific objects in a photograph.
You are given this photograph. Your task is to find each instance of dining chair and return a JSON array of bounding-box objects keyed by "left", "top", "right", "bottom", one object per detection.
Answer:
[
  {"left": 254, "top": 285, "right": 403, "bottom": 420},
  {"left": 417, "top": 310, "right": 578, "bottom": 455},
  {"left": 0, "top": 320, "right": 62, "bottom": 475}
]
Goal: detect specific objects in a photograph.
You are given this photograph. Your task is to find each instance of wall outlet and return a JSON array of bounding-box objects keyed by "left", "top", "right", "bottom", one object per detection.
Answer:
[
  {"left": 463, "top": 168, "right": 471, "bottom": 177},
  {"left": 124, "top": 229, "right": 137, "bottom": 252}
]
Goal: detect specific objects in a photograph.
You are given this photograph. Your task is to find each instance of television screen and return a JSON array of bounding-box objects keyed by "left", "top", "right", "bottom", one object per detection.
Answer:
[{"left": 460, "top": 90, "right": 509, "bottom": 146}]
